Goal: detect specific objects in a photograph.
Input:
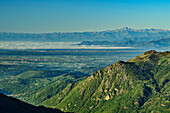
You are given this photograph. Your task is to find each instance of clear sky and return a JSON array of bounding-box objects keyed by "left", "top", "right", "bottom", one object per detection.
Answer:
[{"left": 0, "top": 0, "right": 170, "bottom": 33}]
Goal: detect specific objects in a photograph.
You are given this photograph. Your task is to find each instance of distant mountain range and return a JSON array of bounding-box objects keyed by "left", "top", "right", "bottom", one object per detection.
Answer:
[
  {"left": 41, "top": 50, "right": 170, "bottom": 113},
  {"left": 1, "top": 27, "right": 170, "bottom": 43}
]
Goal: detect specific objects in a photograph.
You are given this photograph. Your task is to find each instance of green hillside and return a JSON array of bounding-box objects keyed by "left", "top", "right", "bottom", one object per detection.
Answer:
[
  {"left": 41, "top": 50, "right": 170, "bottom": 113},
  {"left": 0, "top": 69, "right": 87, "bottom": 104},
  {"left": 0, "top": 93, "right": 64, "bottom": 113}
]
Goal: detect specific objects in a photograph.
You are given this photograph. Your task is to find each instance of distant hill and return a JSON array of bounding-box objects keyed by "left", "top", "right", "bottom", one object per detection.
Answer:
[
  {"left": 0, "top": 93, "right": 64, "bottom": 113},
  {"left": 1, "top": 27, "right": 170, "bottom": 42},
  {"left": 77, "top": 41, "right": 115, "bottom": 45},
  {"left": 141, "top": 38, "right": 170, "bottom": 49},
  {"left": 41, "top": 50, "right": 170, "bottom": 113},
  {"left": 77, "top": 38, "right": 170, "bottom": 49}
]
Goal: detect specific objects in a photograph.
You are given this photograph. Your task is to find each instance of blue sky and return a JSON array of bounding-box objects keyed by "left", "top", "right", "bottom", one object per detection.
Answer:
[{"left": 0, "top": 0, "right": 170, "bottom": 33}]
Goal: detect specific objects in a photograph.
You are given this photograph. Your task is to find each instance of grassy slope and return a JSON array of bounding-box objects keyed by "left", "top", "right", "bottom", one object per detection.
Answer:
[
  {"left": 0, "top": 68, "right": 87, "bottom": 104},
  {"left": 41, "top": 50, "right": 170, "bottom": 113}
]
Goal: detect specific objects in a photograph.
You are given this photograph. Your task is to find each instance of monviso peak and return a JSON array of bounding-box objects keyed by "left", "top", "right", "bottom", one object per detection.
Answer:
[{"left": 121, "top": 26, "right": 131, "bottom": 31}]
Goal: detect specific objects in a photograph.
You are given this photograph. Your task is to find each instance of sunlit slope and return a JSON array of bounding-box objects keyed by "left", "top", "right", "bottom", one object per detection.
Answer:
[
  {"left": 42, "top": 50, "right": 170, "bottom": 113},
  {"left": 0, "top": 69, "right": 87, "bottom": 104}
]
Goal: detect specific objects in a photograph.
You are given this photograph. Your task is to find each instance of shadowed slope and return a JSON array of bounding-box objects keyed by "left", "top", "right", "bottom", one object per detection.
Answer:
[{"left": 0, "top": 93, "right": 64, "bottom": 113}]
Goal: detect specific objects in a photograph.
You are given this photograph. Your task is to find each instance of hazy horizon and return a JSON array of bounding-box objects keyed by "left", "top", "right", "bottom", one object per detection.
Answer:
[{"left": 0, "top": 41, "right": 135, "bottom": 49}]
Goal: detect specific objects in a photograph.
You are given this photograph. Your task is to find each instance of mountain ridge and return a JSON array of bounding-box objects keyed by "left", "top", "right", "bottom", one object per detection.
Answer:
[{"left": 41, "top": 50, "right": 170, "bottom": 113}]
